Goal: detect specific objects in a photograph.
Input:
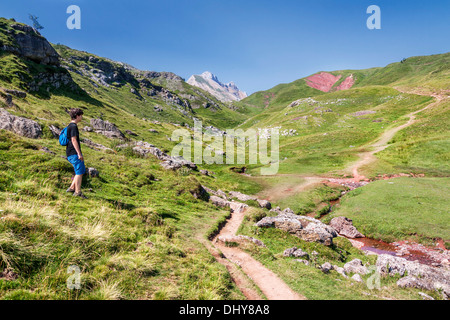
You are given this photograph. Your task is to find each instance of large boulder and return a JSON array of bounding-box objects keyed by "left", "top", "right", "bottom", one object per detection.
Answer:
[
  {"left": 256, "top": 213, "right": 337, "bottom": 246},
  {"left": 0, "top": 108, "right": 42, "bottom": 138},
  {"left": 90, "top": 118, "right": 125, "bottom": 139},
  {"left": 329, "top": 216, "right": 364, "bottom": 238},
  {"left": 3, "top": 23, "right": 60, "bottom": 66}
]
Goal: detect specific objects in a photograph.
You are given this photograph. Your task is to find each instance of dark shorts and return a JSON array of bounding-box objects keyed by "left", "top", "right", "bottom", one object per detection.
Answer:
[{"left": 67, "top": 154, "right": 86, "bottom": 175}]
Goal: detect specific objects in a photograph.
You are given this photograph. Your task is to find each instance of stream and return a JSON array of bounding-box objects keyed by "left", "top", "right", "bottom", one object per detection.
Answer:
[{"left": 324, "top": 185, "right": 448, "bottom": 267}]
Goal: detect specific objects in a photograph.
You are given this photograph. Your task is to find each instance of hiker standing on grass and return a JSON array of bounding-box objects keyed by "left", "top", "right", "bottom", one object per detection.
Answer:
[{"left": 66, "top": 108, "right": 87, "bottom": 199}]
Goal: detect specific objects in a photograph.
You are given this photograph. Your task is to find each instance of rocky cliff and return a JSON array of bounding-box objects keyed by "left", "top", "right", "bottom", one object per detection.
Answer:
[{"left": 0, "top": 19, "right": 59, "bottom": 66}]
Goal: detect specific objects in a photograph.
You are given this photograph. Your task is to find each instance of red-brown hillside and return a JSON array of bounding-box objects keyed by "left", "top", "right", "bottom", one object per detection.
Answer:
[{"left": 305, "top": 72, "right": 355, "bottom": 92}]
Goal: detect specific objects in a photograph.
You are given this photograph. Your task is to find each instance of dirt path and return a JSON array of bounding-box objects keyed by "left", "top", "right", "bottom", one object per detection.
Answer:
[
  {"left": 255, "top": 175, "right": 325, "bottom": 202},
  {"left": 349, "top": 89, "right": 444, "bottom": 181},
  {"left": 211, "top": 204, "right": 306, "bottom": 300}
]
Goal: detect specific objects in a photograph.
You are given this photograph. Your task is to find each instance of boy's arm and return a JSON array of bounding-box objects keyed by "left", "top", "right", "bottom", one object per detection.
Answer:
[{"left": 71, "top": 137, "right": 84, "bottom": 161}]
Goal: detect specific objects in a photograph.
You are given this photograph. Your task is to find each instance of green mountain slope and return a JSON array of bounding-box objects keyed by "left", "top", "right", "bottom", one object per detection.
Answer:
[
  {"left": 0, "top": 17, "right": 248, "bottom": 132},
  {"left": 236, "top": 53, "right": 449, "bottom": 177}
]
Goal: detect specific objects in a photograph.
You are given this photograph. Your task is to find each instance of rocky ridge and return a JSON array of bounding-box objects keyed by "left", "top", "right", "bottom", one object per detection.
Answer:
[{"left": 187, "top": 71, "right": 247, "bottom": 102}]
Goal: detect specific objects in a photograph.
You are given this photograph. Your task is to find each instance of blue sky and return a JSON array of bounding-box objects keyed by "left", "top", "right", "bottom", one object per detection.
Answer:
[{"left": 1, "top": 0, "right": 449, "bottom": 94}]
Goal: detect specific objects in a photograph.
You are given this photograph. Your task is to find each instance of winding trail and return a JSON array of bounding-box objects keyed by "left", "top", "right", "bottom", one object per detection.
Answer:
[
  {"left": 206, "top": 88, "right": 445, "bottom": 300},
  {"left": 350, "top": 89, "right": 445, "bottom": 181},
  {"left": 211, "top": 203, "right": 306, "bottom": 300}
]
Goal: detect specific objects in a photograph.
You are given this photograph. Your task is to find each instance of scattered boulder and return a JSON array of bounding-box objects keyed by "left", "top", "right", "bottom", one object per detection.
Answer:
[
  {"left": 283, "top": 247, "right": 309, "bottom": 258},
  {"left": 48, "top": 125, "right": 61, "bottom": 138},
  {"left": 376, "top": 254, "right": 450, "bottom": 299},
  {"left": 202, "top": 186, "right": 227, "bottom": 200},
  {"left": 257, "top": 199, "right": 272, "bottom": 210},
  {"left": 418, "top": 292, "right": 435, "bottom": 300},
  {"left": 1, "top": 93, "right": 13, "bottom": 106},
  {"left": 256, "top": 213, "right": 337, "bottom": 246},
  {"left": 4, "top": 89, "right": 27, "bottom": 99},
  {"left": 90, "top": 118, "right": 125, "bottom": 139},
  {"left": 125, "top": 129, "right": 138, "bottom": 136},
  {"left": 148, "top": 129, "right": 159, "bottom": 133},
  {"left": 40, "top": 146, "right": 55, "bottom": 155},
  {"left": 228, "top": 191, "right": 257, "bottom": 202},
  {"left": 329, "top": 216, "right": 364, "bottom": 238},
  {"left": 189, "top": 184, "right": 210, "bottom": 201},
  {"left": 132, "top": 141, "right": 197, "bottom": 171},
  {"left": 295, "top": 259, "right": 310, "bottom": 266},
  {"left": 351, "top": 274, "right": 363, "bottom": 283},
  {"left": 333, "top": 265, "right": 348, "bottom": 278},
  {"left": 209, "top": 195, "right": 230, "bottom": 208},
  {"left": 343, "top": 259, "right": 368, "bottom": 275},
  {"left": 0, "top": 268, "right": 18, "bottom": 281},
  {"left": 0, "top": 108, "right": 42, "bottom": 138},
  {"left": 229, "top": 202, "right": 248, "bottom": 214},
  {"left": 87, "top": 167, "right": 99, "bottom": 178},
  {"left": 83, "top": 126, "right": 93, "bottom": 132},
  {"left": 81, "top": 138, "right": 113, "bottom": 152},
  {"left": 321, "top": 262, "right": 333, "bottom": 274},
  {"left": 397, "top": 276, "right": 434, "bottom": 292}
]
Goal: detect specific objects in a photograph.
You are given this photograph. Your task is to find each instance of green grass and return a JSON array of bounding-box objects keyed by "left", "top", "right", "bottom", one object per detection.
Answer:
[
  {"left": 0, "top": 130, "right": 258, "bottom": 300},
  {"left": 374, "top": 99, "right": 450, "bottom": 176},
  {"left": 327, "top": 177, "right": 450, "bottom": 245}
]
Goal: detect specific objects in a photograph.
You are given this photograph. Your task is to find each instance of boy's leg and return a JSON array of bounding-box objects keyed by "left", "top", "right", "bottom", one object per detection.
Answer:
[
  {"left": 74, "top": 174, "right": 83, "bottom": 193},
  {"left": 68, "top": 176, "right": 76, "bottom": 191}
]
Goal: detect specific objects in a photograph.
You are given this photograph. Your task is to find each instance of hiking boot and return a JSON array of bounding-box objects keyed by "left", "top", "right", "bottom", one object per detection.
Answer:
[
  {"left": 66, "top": 187, "right": 75, "bottom": 193},
  {"left": 73, "top": 192, "right": 87, "bottom": 199}
]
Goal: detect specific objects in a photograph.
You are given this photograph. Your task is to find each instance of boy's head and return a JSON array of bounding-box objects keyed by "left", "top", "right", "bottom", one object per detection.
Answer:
[{"left": 69, "top": 108, "right": 84, "bottom": 122}]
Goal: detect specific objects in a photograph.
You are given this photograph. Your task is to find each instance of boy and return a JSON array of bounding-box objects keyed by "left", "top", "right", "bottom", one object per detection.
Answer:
[{"left": 66, "top": 108, "right": 87, "bottom": 199}]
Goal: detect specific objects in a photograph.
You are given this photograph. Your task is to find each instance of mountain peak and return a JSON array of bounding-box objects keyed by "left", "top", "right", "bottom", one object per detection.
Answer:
[{"left": 187, "top": 71, "right": 247, "bottom": 102}]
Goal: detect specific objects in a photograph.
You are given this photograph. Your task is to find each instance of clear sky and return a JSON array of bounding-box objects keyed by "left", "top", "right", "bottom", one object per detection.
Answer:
[{"left": 1, "top": 0, "right": 449, "bottom": 95}]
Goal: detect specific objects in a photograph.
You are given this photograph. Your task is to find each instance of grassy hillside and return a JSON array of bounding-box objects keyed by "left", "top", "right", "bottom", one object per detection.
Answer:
[
  {"left": 240, "top": 52, "right": 449, "bottom": 112},
  {"left": 0, "top": 17, "right": 260, "bottom": 299},
  {"left": 0, "top": 128, "right": 266, "bottom": 299},
  {"left": 238, "top": 86, "right": 433, "bottom": 176}
]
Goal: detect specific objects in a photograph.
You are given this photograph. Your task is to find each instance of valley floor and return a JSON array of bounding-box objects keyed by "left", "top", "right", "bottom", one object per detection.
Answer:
[{"left": 204, "top": 89, "right": 449, "bottom": 300}]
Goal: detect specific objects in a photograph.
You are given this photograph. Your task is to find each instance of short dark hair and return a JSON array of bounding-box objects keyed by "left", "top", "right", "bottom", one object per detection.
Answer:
[{"left": 69, "top": 108, "right": 84, "bottom": 120}]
